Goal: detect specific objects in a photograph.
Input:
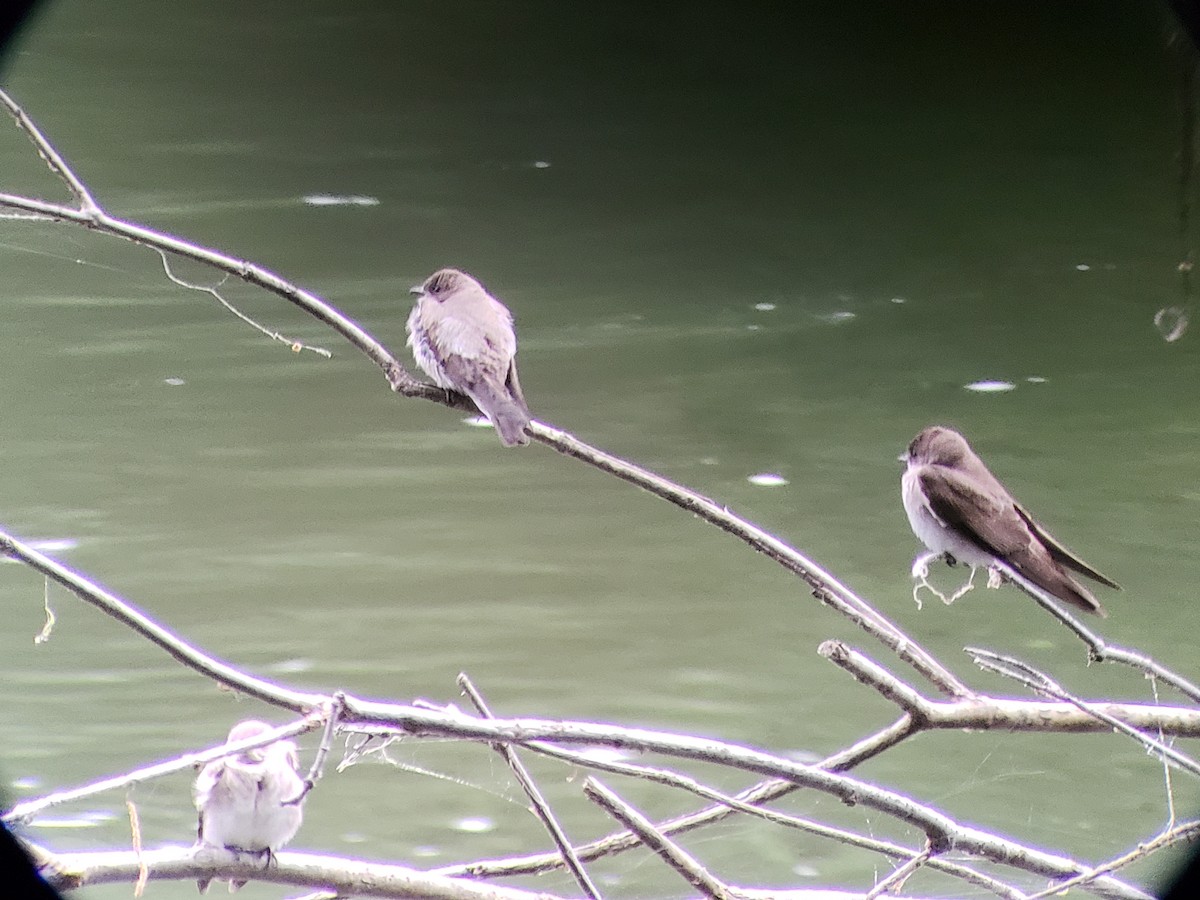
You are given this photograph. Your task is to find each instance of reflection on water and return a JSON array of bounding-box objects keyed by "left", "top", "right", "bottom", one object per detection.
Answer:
[{"left": 0, "top": 1, "right": 1197, "bottom": 896}]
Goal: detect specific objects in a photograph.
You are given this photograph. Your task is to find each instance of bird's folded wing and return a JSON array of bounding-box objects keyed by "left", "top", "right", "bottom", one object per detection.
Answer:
[
  {"left": 505, "top": 358, "right": 530, "bottom": 416},
  {"left": 918, "top": 467, "right": 1025, "bottom": 557},
  {"left": 1013, "top": 503, "right": 1121, "bottom": 589},
  {"left": 192, "top": 761, "right": 225, "bottom": 809}
]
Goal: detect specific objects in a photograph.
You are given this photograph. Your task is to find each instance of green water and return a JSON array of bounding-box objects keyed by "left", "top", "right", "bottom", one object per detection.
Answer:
[{"left": 0, "top": 1, "right": 1197, "bottom": 896}]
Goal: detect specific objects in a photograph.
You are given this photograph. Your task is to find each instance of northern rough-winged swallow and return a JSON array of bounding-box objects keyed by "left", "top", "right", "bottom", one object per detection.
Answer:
[
  {"left": 406, "top": 268, "right": 532, "bottom": 447},
  {"left": 193, "top": 720, "right": 305, "bottom": 893},
  {"left": 900, "top": 425, "right": 1120, "bottom": 616}
]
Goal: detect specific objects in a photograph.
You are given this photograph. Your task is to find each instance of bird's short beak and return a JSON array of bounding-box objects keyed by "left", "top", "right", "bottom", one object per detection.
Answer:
[
  {"left": 409, "top": 285, "right": 424, "bottom": 296},
  {"left": 897, "top": 452, "right": 908, "bottom": 464}
]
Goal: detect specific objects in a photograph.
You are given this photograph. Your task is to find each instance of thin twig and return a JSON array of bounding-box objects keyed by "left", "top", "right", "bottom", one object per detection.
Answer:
[
  {"left": 504, "top": 730, "right": 1028, "bottom": 900},
  {"left": 0, "top": 88, "right": 99, "bottom": 211},
  {"left": 156, "top": 249, "right": 332, "bottom": 357},
  {"left": 819, "top": 640, "right": 928, "bottom": 718},
  {"left": 0, "top": 89, "right": 973, "bottom": 702},
  {"left": 967, "top": 649, "right": 1200, "bottom": 778},
  {"left": 5, "top": 715, "right": 321, "bottom": 825},
  {"left": 997, "top": 563, "right": 1200, "bottom": 704},
  {"left": 1023, "top": 819, "right": 1200, "bottom": 899},
  {"left": 288, "top": 693, "right": 346, "bottom": 806},
  {"left": 0, "top": 529, "right": 324, "bottom": 712},
  {"left": 457, "top": 674, "right": 601, "bottom": 900},
  {"left": 863, "top": 842, "right": 933, "bottom": 900},
  {"left": 822, "top": 641, "right": 1200, "bottom": 736},
  {"left": 583, "top": 777, "right": 742, "bottom": 900}
]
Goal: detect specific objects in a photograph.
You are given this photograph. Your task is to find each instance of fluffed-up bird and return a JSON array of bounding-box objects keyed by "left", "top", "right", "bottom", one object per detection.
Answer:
[
  {"left": 193, "top": 720, "right": 305, "bottom": 893},
  {"left": 406, "top": 267, "right": 532, "bottom": 447},
  {"left": 900, "top": 425, "right": 1120, "bottom": 616}
]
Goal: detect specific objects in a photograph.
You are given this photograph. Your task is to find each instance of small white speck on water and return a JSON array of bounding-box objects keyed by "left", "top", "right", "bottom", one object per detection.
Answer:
[
  {"left": 699, "top": 457, "right": 719, "bottom": 466},
  {"left": 782, "top": 748, "right": 823, "bottom": 764},
  {"left": 11, "top": 776, "right": 40, "bottom": 790},
  {"left": 412, "top": 845, "right": 441, "bottom": 858},
  {"left": 33, "top": 810, "right": 114, "bottom": 829},
  {"left": 532, "top": 160, "right": 551, "bottom": 169},
  {"left": 27, "top": 538, "right": 78, "bottom": 553},
  {"left": 746, "top": 324, "right": 762, "bottom": 331},
  {"left": 793, "top": 863, "right": 821, "bottom": 878},
  {"left": 266, "top": 658, "right": 314, "bottom": 674},
  {"left": 454, "top": 817, "right": 495, "bottom": 833},
  {"left": 164, "top": 377, "right": 186, "bottom": 386},
  {"left": 890, "top": 297, "right": 907, "bottom": 304},
  {"left": 302, "top": 194, "right": 380, "bottom": 207},
  {"left": 340, "top": 832, "right": 368, "bottom": 844},
  {"left": 964, "top": 380, "right": 1015, "bottom": 393},
  {"left": 573, "top": 746, "right": 636, "bottom": 764},
  {"left": 1026, "top": 376, "right": 1047, "bottom": 384},
  {"left": 464, "top": 415, "right": 492, "bottom": 429},
  {"left": 1075, "top": 263, "right": 1091, "bottom": 271},
  {"left": 748, "top": 473, "right": 789, "bottom": 487},
  {"left": 753, "top": 302, "right": 776, "bottom": 311},
  {"left": 821, "top": 310, "right": 856, "bottom": 323}
]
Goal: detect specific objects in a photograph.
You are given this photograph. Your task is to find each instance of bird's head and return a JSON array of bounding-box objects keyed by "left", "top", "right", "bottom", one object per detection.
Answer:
[
  {"left": 903, "top": 425, "right": 972, "bottom": 467},
  {"left": 410, "top": 268, "right": 475, "bottom": 301},
  {"left": 225, "top": 719, "right": 274, "bottom": 763}
]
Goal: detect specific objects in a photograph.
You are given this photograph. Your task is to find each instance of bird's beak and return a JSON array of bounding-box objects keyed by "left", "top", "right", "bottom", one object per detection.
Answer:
[
  {"left": 409, "top": 285, "right": 424, "bottom": 296},
  {"left": 897, "top": 452, "right": 908, "bottom": 464}
]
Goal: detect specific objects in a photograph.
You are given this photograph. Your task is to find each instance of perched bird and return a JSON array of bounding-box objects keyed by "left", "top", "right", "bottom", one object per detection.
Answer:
[
  {"left": 900, "top": 425, "right": 1120, "bottom": 616},
  {"left": 193, "top": 720, "right": 305, "bottom": 893},
  {"left": 406, "top": 268, "right": 532, "bottom": 447}
]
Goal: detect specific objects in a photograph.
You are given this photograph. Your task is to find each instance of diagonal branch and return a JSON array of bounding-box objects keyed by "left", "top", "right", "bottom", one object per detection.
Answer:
[
  {"left": 0, "top": 89, "right": 99, "bottom": 211},
  {"left": 996, "top": 562, "right": 1200, "bottom": 704},
  {"left": 457, "top": 674, "right": 601, "bottom": 900},
  {"left": 5, "top": 714, "right": 323, "bottom": 826},
  {"left": 0, "top": 529, "right": 323, "bottom": 711},
  {"left": 0, "top": 86, "right": 973, "bottom": 701},
  {"left": 966, "top": 649, "right": 1200, "bottom": 778},
  {"left": 583, "top": 778, "right": 743, "bottom": 900}
]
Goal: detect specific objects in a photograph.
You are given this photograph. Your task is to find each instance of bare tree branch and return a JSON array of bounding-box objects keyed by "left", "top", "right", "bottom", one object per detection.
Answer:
[
  {"left": 494, "top": 726, "right": 1030, "bottom": 900},
  {"left": 0, "top": 529, "right": 323, "bottom": 711},
  {"left": 0, "top": 87, "right": 1185, "bottom": 900},
  {"left": 863, "top": 842, "right": 933, "bottom": 900},
  {"left": 154, "top": 248, "right": 332, "bottom": 357},
  {"left": 966, "top": 649, "right": 1200, "bottom": 777},
  {"left": 31, "top": 844, "right": 569, "bottom": 900},
  {"left": 996, "top": 563, "right": 1200, "bottom": 703},
  {"left": 4, "top": 714, "right": 323, "bottom": 826},
  {"left": 1023, "top": 819, "right": 1200, "bottom": 899},
  {"left": 289, "top": 692, "right": 347, "bottom": 805},
  {"left": 821, "top": 641, "right": 1200, "bottom": 735},
  {"left": 0, "top": 86, "right": 975, "bottom": 701},
  {"left": 583, "top": 777, "right": 744, "bottom": 900},
  {"left": 458, "top": 673, "right": 601, "bottom": 900}
]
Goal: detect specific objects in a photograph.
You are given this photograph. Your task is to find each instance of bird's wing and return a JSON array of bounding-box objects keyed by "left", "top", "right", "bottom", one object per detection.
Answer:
[
  {"left": 440, "top": 354, "right": 508, "bottom": 401},
  {"left": 441, "top": 355, "right": 530, "bottom": 445},
  {"left": 922, "top": 467, "right": 1109, "bottom": 615},
  {"left": 504, "top": 357, "right": 530, "bottom": 416},
  {"left": 193, "top": 759, "right": 226, "bottom": 843},
  {"left": 918, "top": 466, "right": 1031, "bottom": 558},
  {"left": 1013, "top": 503, "right": 1121, "bottom": 590},
  {"left": 193, "top": 760, "right": 224, "bottom": 811}
]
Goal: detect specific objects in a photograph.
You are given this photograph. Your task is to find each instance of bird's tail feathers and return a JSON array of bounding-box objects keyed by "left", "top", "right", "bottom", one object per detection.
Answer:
[
  {"left": 1013, "top": 552, "right": 1108, "bottom": 617},
  {"left": 468, "top": 382, "right": 531, "bottom": 447}
]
